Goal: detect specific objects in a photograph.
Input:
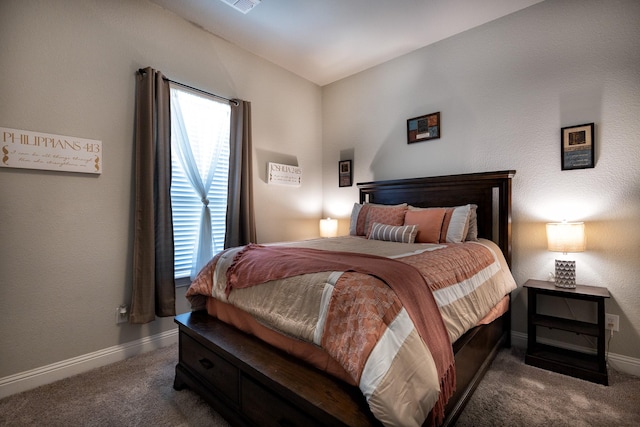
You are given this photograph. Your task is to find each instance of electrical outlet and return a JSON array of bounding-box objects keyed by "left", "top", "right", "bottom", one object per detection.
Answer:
[
  {"left": 115, "top": 305, "right": 129, "bottom": 324},
  {"left": 605, "top": 313, "right": 619, "bottom": 332}
]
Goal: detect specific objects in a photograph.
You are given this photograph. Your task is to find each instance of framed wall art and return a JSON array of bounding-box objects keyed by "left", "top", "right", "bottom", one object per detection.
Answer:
[
  {"left": 407, "top": 112, "right": 440, "bottom": 144},
  {"left": 338, "top": 159, "right": 352, "bottom": 187},
  {"left": 561, "top": 123, "right": 594, "bottom": 170}
]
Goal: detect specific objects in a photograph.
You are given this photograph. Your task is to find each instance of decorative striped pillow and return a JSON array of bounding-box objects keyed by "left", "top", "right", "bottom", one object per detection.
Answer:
[{"left": 367, "top": 222, "right": 418, "bottom": 244}]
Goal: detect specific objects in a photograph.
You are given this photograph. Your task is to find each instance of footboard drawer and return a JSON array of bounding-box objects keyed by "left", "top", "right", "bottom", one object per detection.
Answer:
[
  {"left": 241, "top": 376, "right": 320, "bottom": 427},
  {"left": 180, "top": 333, "right": 239, "bottom": 404}
]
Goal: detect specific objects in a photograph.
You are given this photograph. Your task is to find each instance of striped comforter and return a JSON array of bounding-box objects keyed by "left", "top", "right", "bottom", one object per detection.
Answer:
[{"left": 186, "top": 236, "right": 516, "bottom": 427}]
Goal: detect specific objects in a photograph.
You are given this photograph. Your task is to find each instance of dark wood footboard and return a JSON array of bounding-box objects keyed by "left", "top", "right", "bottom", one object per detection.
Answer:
[{"left": 174, "top": 309, "right": 509, "bottom": 427}]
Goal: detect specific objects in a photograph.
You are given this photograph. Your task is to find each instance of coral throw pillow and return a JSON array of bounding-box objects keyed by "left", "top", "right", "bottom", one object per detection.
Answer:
[{"left": 404, "top": 208, "right": 446, "bottom": 243}]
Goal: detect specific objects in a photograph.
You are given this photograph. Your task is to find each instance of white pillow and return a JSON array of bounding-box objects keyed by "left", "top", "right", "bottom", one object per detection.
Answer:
[
  {"left": 465, "top": 204, "right": 478, "bottom": 241},
  {"left": 349, "top": 203, "right": 363, "bottom": 236},
  {"left": 445, "top": 204, "right": 471, "bottom": 243}
]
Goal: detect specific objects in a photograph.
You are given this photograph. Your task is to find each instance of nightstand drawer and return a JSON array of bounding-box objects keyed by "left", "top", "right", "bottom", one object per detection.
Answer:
[
  {"left": 241, "top": 376, "right": 319, "bottom": 427},
  {"left": 180, "top": 333, "right": 239, "bottom": 403}
]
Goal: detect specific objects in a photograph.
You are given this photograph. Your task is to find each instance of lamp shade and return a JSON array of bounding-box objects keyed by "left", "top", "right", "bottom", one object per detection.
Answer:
[
  {"left": 546, "top": 222, "right": 586, "bottom": 253},
  {"left": 319, "top": 218, "right": 338, "bottom": 238}
]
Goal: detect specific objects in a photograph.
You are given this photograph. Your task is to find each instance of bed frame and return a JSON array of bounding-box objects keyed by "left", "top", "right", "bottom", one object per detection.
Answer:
[{"left": 174, "top": 170, "right": 516, "bottom": 427}]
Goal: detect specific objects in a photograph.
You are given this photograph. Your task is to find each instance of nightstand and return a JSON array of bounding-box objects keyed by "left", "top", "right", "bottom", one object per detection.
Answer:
[{"left": 524, "top": 279, "right": 610, "bottom": 385}]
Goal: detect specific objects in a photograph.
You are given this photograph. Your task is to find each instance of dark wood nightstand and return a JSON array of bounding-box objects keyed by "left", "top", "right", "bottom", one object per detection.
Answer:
[{"left": 524, "top": 279, "right": 610, "bottom": 385}]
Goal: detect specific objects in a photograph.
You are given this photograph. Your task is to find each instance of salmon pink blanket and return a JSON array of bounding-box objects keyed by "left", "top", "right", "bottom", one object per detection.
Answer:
[{"left": 226, "top": 243, "right": 455, "bottom": 425}]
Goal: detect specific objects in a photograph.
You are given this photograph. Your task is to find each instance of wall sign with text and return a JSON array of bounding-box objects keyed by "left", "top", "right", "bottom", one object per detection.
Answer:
[
  {"left": 267, "top": 162, "right": 301, "bottom": 186},
  {"left": 1, "top": 127, "right": 102, "bottom": 174}
]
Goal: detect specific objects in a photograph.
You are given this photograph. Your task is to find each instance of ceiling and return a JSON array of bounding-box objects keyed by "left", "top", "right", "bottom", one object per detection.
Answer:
[{"left": 149, "top": 0, "right": 544, "bottom": 86}]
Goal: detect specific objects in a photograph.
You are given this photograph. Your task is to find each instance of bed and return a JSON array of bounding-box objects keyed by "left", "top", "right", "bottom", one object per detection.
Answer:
[{"left": 174, "top": 170, "right": 516, "bottom": 427}]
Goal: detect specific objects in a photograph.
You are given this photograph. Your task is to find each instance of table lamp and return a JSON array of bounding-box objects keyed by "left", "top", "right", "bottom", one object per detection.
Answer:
[
  {"left": 546, "top": 221, "right": 586, "bottom": 288},
  {"left": 319, "top": 218, "right": 338, "bottom": 238}
]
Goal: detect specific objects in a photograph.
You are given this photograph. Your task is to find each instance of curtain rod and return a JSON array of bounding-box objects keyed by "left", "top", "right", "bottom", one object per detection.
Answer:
[{"left": 137, "top": 68, "right": 238, "bottom": 106}]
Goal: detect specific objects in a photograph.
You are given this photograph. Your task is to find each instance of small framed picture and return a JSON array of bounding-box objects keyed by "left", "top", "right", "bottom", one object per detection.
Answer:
[
  {"left": 338, "top": 160, "right": 352, "bottom": 187},
  {"left": 561, "top": 123, "right": 595, "bottom": 170},
  {"left": 407, "top": 112, "right": 440, "bottom": 144}
]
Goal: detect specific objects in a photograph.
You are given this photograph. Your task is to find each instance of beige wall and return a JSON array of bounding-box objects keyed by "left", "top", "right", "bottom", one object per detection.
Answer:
[
  {"left": 2, "top": 0, "right": 639, "bottom": 385},
  {"left": 0, "top": 0, "right": 322, "bottom": 378},
  {"left": 322, "top": 0, "right": 640, "bottom": 361}
]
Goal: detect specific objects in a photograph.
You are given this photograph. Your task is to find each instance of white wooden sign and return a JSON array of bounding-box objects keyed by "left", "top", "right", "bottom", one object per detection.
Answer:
[
  {"left": 1, "top": 127, "right": 102, "bottom": 174},
  {"left": 267, "top": 162, "right": 301, "bottom": 186}
]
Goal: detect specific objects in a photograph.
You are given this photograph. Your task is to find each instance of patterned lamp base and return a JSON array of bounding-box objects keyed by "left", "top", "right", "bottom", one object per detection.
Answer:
[{"left": 555, "top": 259, "right": 576, "bottom": 288}]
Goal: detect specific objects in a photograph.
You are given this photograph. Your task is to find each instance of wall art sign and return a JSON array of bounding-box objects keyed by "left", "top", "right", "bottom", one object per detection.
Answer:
[
  {"left": 267, "top": 162, "right": 302, "bottom": 186},
  {"left": 561, "top": 122, "right": 594, "bottom": 170},
  {"left": 407, "top": 112, "right": 440, "bottom": 144},
  {"left": 1, "top": 127, "right": 102, "bottom": 174},
  {"left": 338, "top": 159, "right": 352, "bottom": 187}
]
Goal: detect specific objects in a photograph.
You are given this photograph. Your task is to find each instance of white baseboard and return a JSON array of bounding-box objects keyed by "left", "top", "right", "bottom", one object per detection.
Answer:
[
  {"left": 2, "top": 328, "right": 636, "bottom": 400},
  {"left": 511, "top": 331, "right": 640, "bottom": 378},
  {"left": 0, "top": 328, "right": 178, "bottom": 399}
]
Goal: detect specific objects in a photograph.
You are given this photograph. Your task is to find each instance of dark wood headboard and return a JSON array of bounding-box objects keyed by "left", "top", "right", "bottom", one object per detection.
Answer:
[{"left": 357, "top": 170, "right": 516, "bottom": 266}]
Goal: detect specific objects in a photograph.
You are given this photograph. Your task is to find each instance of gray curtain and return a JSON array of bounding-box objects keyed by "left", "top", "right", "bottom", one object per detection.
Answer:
[
  {"left": 130, "top": 67, "right": 176, "bottom": 324},
  {"left": 225, "top": 100, "right": 256, "bottom": 248}
]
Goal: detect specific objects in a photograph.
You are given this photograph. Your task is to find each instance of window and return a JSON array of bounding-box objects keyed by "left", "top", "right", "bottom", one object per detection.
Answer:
[{"left": 169, "top": 86, "right": 231, "bottom": 284}]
